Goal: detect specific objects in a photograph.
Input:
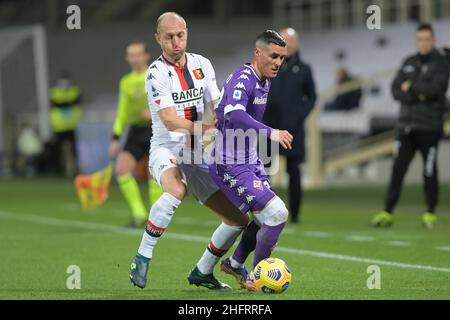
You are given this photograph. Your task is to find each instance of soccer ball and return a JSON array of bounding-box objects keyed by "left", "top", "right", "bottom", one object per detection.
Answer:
[{"left": 253, "top": 258, "right": 292, "bottom": 293}]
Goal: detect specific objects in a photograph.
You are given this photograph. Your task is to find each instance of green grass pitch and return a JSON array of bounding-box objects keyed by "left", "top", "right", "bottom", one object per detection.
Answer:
[{"left": 0, "top": 178, "right": 449, "bottom": 299}]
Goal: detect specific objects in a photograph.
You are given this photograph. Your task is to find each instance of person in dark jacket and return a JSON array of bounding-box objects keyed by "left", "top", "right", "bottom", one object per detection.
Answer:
[
  {"left": 324, "top": 68, "right": 362, "bottom": 111},
  {"left": 442, "top": 47, "right": 450, "bottom": 112},
  {"left": 264, "top": 27, "right": 317, "bottom": 224},
  {"left": 442, "top": 47, "right": 450, "bottom": 64},
  {"left": 371, "top": 23, "right": 449, "bottom": 229}
]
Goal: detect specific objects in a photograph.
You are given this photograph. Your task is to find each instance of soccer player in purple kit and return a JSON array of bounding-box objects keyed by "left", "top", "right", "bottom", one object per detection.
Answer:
[{"left": 203, "top": 30, "right": 293, "bottom": 291}]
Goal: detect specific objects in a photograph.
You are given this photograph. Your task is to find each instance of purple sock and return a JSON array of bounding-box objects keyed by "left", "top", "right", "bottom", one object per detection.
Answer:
[
  {"left": 253, "top": 223, "right": 285, "bottom": 268},
  {"left": 232, "top": 220, "right": 260, "bottom": 264}
]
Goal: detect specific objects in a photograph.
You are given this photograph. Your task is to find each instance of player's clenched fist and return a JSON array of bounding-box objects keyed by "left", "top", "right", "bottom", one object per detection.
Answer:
[{"left": 270, "top": 129, "right": 293, "bottom": 150}]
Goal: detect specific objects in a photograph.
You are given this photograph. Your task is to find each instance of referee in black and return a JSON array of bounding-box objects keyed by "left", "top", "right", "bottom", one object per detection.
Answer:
[{"left": 371, "top": 23, "right": 449, "bottom": 228}]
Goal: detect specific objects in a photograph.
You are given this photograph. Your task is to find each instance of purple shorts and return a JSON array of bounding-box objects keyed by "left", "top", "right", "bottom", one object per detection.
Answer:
[{"left": 209, "top": 163, "right": 275, "bottom": 213}]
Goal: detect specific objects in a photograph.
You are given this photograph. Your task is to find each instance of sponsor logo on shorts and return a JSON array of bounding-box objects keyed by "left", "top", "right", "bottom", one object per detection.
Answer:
[
  {"left": 223, "top": 173, "right": 233, "bottom": 182},
  {"left": 253, "top": 180, "right": 263, "bottom": 191},
  {"left": 229, "top": 178, "right": 238, "bottom": 187},
  {"left": 246, "top": 194, "right": 256, "bottom": 204},
  {"left": 237, "top": 186, "right": 247, "bottom": 196}
]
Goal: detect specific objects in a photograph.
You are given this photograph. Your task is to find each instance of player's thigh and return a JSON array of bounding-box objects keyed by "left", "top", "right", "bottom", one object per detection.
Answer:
[
  {"left": 184, "top": 162, "right": 247, "bottom": 226},
  {"left": 115, "top": 150, "right": 137, "bottom": 176},
  {"left": 150, "top": 146, "right": 186, "bottom": 200},
  {"left": 203, "top": 191, "right": 249, "bottom": 227}
]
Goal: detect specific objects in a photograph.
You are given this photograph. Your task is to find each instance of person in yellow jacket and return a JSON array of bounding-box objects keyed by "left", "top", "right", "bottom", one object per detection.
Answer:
[
  {"left": 109, "top": 41, "right": 163, "bottom": 228},
  {"left": 49, "top": 74, "right": 82, "bottom": 176}
]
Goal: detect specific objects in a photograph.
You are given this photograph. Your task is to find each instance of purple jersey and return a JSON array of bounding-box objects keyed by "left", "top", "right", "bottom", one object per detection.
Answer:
[
  {"left": 209, "top": 64, "right": 275, "bottom": 213},
  {"left": 213, "top": 64, "right": 272, "bottom": 165}
]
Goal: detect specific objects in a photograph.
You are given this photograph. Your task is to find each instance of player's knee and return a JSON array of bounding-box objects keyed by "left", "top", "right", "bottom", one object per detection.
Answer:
[
  {"left": 165, "top": 182, "right": 187, "bottom": 201},
  {"left": 259, "top": 196, "right": 289, "bottom": 226}
]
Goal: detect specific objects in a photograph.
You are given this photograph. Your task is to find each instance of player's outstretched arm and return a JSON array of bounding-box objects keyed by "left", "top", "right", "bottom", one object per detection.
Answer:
[{"left": 227, "top": 109, "right": 293, "bottom": 150}]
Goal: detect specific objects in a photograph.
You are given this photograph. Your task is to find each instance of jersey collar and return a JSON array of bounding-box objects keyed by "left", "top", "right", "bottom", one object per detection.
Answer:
[{"left": 161, "top": 53, "right": 188, "bottom": 69}]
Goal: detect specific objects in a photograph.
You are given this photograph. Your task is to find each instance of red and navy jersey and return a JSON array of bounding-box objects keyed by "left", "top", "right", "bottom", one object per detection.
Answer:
[{"left": 146, "top": 52, "right": 220, "bottom": 146}]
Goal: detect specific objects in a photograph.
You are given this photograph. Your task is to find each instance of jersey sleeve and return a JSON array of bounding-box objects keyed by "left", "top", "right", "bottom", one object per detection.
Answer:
[
  {"left": 146, "top": 66, "right": 175, "bottom": 111},
  {"left": 112, "top": 78, "right": 128, "bottom": 137},
  {"left": 222, "top": 71, "right": 253, "bottom": 115},
  {"left": 200, "top": 56, "right": 221, "bottom": 103}
]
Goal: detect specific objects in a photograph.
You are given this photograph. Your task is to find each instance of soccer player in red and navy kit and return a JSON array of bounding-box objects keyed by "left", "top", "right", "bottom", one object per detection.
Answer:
[{"left": 129, "top": 12, "right": 249, "bottom": 290}]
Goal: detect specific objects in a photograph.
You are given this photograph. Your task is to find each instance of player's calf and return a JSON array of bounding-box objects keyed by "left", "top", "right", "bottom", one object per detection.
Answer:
[{"left": 252, "top": 196, "right": 288, "bottom": 267}]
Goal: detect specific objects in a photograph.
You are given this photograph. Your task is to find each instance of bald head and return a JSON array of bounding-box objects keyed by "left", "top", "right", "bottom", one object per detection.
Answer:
[
  {"left": 156, "top": 12, "right": 187, "bottom": 34},
  {"left": 155, "top": 12, "right": 188, "bottom": 64},
  {"left": 279, "top": 27, "right": 299, "bottom": 57}
]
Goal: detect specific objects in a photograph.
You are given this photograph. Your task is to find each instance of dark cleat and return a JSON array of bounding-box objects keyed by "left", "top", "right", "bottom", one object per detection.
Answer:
[
  {"left": 187, "top": 266, "right": 231, "bottom": 290},
  {"left": 129, "top": 254, "right": 151, "bottom": 289}
]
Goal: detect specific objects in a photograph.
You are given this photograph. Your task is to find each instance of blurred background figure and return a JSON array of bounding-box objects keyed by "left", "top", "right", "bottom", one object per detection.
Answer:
[
  {"left": 15, "top": 123, "right": 44, "bottom": 177},
  {"left": 324, "top": 67, "right": 362, "bottom": 112},
  {"left": 371, "top": 23, "right": 450, "bottom": 229},
  {"left": 109, "top": 41, "right": 163, "bottom": 228},
  {"left": 264, "top": 27, "right": 316, "bottom": 224},
  {"left": 48, "top": 73, "right": 82, "bottom": 177}
]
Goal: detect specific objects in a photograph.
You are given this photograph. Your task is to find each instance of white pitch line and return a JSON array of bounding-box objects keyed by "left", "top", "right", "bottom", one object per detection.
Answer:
[
  {"left": 436, "top": 246, "right": 450, "bottom": 252},
  {"left": 1, "top": 210, "right": 450, "bottom": 273},
  {"left": 346, "top": 235, "right": 375, "bottom": 242},
  {"left": 386, "top": 241, "right": 412, "bottom": 247},
  {"left": 304, "top": 231, "right": 331, "bottom": 238}
]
